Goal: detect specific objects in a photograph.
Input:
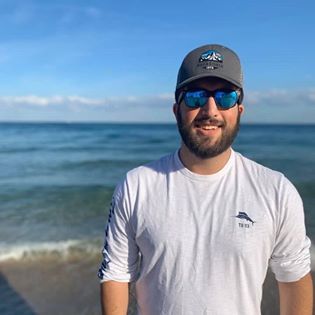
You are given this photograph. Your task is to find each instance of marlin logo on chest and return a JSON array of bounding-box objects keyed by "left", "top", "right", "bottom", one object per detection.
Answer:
[{"left": 234, "top": 212, "right": 255, "bottom": 225}]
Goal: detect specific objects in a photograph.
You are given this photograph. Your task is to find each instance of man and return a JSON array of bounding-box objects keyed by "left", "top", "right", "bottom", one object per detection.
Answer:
[{"left": 98, "top": 44, "right": 313, "bottom": 314}]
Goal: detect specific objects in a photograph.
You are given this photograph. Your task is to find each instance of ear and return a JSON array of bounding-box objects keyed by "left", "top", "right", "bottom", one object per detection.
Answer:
[
  {"left": 173, "top": 103, "right": 179, "bottom": 120},
  {"left": 238, "top": 104, "right": 244, "bottom": 115}
]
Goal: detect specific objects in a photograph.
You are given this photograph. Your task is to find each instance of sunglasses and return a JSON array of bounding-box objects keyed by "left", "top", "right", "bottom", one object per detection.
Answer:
[{"left": 178, "top": 89, "right": 241, "bottom": 110}]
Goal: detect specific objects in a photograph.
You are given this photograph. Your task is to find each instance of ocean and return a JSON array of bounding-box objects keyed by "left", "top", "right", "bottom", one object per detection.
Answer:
[{"left": 0, "top": 122, "right": 314, "bottom": 315}]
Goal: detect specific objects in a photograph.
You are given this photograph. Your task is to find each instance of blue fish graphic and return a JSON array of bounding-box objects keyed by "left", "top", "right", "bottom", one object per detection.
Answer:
[{"left": 234, "top": 212, "right": 255, "bottom": 225}]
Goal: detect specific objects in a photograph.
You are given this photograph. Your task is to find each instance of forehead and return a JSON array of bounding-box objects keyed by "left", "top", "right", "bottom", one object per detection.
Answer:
[{"left": 186, "top": 77, "right": 237, "bottom": 91}]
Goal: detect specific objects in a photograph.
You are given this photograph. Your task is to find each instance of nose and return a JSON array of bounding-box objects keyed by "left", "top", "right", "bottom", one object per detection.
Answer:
[{"left": 200, "top": 96, "right": 220, "bottom": 117}]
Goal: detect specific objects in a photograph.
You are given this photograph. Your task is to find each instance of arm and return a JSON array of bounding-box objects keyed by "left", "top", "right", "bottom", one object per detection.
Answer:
[
  {"left": 100, "top": 281, "right": 129, "bottom": 315},
  {"left": 269, "top": 178, "right": 312, "bottom": 313},
  {"left": 98, "top": 182, "right": 139, "bottom": 314},
  {"left": 98, "top": 181, "right": 139, "bottom": 314},
  {"left": 278, "top": 272, "right": 313, "bottom": 315}
]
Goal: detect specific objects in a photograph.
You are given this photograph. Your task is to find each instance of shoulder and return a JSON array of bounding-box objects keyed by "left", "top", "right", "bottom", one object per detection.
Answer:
[
  {"left": 126, "top": 151, "right": 177, "bottom": 181},
  {"left": 233, "top": 150, "right": 296, "bottom": 192},
  {"left": 112, "top": 152, "right": 177, "bottom": 216},
  {"left": 234, "top": 151, "right": 283, "bottom": 179},
  {"left": 233, "top": 151, "right": 303, "bottom": 217},
  {"left": 115, "top": 151, "right": 177, "bottom": 194}
]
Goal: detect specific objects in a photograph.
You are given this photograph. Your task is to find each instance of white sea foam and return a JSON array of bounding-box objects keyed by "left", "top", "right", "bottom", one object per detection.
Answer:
[
  {"left": 0, "top": 239, "right": 102, "bottom": 262},
  {"left": 1, "top": 239, "right": 315, "bottom": 269}
]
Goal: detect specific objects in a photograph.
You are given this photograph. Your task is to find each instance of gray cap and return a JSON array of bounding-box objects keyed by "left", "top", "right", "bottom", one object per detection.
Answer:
[{"left": 175, "top": 44, "right": 243, "bottom": 100}]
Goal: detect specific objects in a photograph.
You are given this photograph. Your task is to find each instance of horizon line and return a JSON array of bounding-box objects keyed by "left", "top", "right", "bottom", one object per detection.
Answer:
[{"left": 0, "top": 121, "right": 314, "bottom": 126}]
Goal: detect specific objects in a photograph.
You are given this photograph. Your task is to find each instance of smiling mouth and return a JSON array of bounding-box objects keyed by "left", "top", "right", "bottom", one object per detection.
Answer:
[{"left": 195, "top": 121, "right": 223, "bottom": 130}]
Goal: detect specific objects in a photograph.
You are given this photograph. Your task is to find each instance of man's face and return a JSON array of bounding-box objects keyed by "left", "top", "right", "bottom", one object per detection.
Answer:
[{"left": 173, "top": 79, "right": 244, "bottom": 159}]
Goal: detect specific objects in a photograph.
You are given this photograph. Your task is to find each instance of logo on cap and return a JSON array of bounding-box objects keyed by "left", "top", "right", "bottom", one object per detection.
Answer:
[{"left": 199, "top": 50, "right": 223, "bottom": 63}]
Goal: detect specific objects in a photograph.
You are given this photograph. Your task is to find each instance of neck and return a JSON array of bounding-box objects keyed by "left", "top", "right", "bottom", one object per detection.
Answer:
[{"left": 179, "top": 145, "right": 232, "bottom": 175}]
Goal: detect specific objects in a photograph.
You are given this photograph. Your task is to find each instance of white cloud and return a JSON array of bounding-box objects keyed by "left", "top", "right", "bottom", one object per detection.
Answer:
[
  {"left": 0, "top": 95, "right": 58, "bottom": 107},
  {"left": 0, "top": 89, "right": 314, "bottom": 123},
  {"left": 243, "top": 88, "right": 315, "bottom": 124},
  {"left": 245, "top": 88, "right": 315, "bottom": 107},
  {"left": 0, "top": 94, "right": 174, "bottom": 109},
  {"left": 1, "top": 88, "right": 315, "bottom": 109},
  {"left": 307, "top": 90, "right": 315, "bottom": 102}
]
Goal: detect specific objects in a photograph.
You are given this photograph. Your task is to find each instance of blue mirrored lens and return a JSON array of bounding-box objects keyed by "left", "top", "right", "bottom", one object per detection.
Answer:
[
  {"left": 215, "top": 91, "right": 238, "bottom": 109},
  {"left": 184, "top": 91, "right": 208, "bottom": 108}
]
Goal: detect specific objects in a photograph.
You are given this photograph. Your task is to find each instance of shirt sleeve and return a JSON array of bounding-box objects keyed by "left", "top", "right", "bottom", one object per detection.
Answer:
[
  {"left": 269, "top": 177, "right": 311, "bottom": 282},
  {"left": 98, "top": 180, "right": 139, "bottom": 282}
]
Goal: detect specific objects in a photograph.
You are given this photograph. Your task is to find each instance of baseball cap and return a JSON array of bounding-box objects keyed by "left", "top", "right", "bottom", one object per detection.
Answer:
[{"left": 175, "top": 44, "right": 244, "bottom": 102}]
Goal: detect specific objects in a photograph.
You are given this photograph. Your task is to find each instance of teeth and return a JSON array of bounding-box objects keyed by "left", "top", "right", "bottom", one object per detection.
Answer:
[{"left": 201, "top": 126, "right": 218, "bottom": 130}]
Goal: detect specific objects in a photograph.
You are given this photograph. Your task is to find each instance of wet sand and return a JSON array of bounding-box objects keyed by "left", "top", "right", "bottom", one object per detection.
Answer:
[
  {"left": 0, "top": 256, "right": 313, "bottom": 315},
  {"left": 0, "top": 255, "right": 101, "bottom": 315}
]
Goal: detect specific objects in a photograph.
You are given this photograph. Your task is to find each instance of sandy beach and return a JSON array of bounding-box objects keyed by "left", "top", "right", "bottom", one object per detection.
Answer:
[
  {"left": 0, "top": 255, "right": 101, "bottom": 315},
  {"left": 1, "top": 253, "right": 313, "bottom": 315}
]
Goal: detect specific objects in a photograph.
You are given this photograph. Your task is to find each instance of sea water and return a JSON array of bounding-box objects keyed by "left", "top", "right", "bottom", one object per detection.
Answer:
[{"left": 0, "top": 122, "right": 314, "bottom": 263}]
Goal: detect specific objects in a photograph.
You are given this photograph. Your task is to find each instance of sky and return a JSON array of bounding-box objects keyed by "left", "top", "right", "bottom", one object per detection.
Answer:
[{"left": 0, "top": 0, "right": 314, "bottom": 123}]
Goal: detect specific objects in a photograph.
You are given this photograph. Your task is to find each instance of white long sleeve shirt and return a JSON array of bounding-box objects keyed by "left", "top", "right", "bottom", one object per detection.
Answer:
[{"left": 98, "top": 149, "right": 311, "bottom": 315}]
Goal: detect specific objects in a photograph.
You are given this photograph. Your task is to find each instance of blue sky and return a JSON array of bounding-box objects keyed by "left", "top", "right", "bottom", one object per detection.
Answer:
[{"left": 0, "top": 0, "right": 314, "bottom": 123}]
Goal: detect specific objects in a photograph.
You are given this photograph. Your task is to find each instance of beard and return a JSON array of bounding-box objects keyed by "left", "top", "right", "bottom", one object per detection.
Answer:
[{"left": 176, "top": 109, "right": 241, "bottom": 159}]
